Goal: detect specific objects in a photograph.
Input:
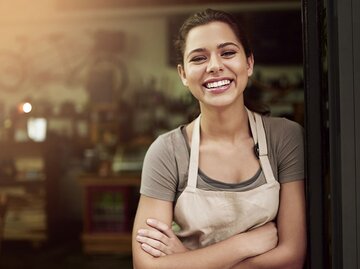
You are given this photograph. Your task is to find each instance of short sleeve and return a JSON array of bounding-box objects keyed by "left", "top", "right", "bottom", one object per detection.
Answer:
[
  {"left": 276, "top": 119, "right": 305, "bottom": 183},
  {"left": 140, "top": 133, "right": 178, "bottom": 201}
]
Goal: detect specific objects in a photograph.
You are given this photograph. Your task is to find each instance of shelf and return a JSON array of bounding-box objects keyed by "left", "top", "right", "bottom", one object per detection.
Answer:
[
  {"left": 81, "top": 233, "right": 132, "bottom": 254},
  {"left": 0, "top": 179, "right": 45, "bottom": 187},
  {"left": 4, "top": 231, "right": 47, "bottom": 241},
  {"left": 78, "top": 173, "right": 141, "bottom": 187}
]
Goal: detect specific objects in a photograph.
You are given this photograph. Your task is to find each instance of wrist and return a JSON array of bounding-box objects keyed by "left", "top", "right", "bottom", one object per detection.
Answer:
[{"left": 234, "top": 233, "right": 256, "bottom": 261}]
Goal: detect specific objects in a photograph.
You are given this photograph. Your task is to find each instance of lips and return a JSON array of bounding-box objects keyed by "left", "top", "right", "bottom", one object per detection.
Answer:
[
  {"left": 204, "top": 79, "right": 231, "bottom": 89},
  {"left": 203, "top": 79, "right": 233, "bottom": 94}
]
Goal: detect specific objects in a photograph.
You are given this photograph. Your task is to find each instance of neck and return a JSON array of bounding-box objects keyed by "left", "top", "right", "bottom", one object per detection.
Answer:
[{"left": 199, "top": 104, "right": 251, "bottom": 143}]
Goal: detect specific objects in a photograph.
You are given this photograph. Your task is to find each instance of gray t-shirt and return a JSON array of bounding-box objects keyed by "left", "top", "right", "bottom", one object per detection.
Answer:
[{"left": 140, "top": 115, "right": 304, "bottom": 202}]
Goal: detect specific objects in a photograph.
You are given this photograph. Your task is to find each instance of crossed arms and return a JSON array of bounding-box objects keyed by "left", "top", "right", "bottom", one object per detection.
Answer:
[{"left": 132, "top": 180, "right": 306, "bottom": 269}]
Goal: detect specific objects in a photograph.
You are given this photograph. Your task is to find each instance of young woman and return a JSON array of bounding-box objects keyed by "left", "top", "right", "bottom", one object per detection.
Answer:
[{"left": 132, "top": 9, "right": 306, "bottom": 269}]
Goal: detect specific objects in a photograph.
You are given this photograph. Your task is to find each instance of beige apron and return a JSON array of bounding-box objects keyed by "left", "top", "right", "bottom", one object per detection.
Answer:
[{"left": 173, "top": 110, "right": 280, "bottom": 250}]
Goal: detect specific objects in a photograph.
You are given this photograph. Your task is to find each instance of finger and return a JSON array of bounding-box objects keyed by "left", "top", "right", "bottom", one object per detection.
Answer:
[
  {"left": 141, "top": 243, "right": 166, "bottom": 257},
  {"left": 138, "top": 229, "right": 169, "bottom": 245},
  {"left": 146, "top": 219, "right": 175, "bottom": 238},
  {"left": 136, "top": 235, "right": 170, "bottom": 254}
]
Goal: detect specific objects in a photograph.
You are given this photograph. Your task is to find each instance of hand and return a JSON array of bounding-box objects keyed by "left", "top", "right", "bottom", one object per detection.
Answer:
[
  {"left": 136, "top": 218, "right": 189, "bottom": 257},
  {"left": 242, "top": 222, "right": 278, "bottom": 257}
]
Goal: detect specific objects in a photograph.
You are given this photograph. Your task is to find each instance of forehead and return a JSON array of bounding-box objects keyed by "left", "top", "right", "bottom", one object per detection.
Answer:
[{"left": 184, "top": 21, "right": 240, "bottom": 52}]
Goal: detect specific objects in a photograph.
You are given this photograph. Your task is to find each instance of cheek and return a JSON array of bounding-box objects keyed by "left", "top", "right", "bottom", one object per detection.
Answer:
[
  {"left": 231, "top": 62, "right": 248, "bottom": 74},
  {"left": 184, "top": 66, "right": 204, "bottom": 83}
]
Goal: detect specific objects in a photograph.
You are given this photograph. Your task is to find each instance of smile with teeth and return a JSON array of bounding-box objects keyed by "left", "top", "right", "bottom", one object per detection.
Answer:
[{"left": 205, "top": 79, "right": 231, "bottom": 89}]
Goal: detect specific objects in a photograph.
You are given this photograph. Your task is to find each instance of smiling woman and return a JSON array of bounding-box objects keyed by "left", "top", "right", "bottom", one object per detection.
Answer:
[
  {"left": 176, "top": 21, "right": 253, "bottom": 109},
  {"left": 132, "top": 8, "right": 306, "bottom": 269}
]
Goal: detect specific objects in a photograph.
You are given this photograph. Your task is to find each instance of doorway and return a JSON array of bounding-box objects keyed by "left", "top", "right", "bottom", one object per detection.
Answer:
[{"left": 303, "top": 0, "right": 360, "bottom": 268}]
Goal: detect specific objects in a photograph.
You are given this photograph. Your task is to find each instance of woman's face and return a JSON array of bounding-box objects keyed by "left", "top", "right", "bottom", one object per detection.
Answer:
[{"left": 178, "top": 21, "right": 254, "bottom": 109}]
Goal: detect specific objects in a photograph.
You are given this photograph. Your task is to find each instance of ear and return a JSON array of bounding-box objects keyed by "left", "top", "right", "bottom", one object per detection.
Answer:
[
  {"left": 177, "top": 64, "right": 188, "bottom": 86},
  {"left": 246, "top": 54, "right": 254, "bottom": 77}
]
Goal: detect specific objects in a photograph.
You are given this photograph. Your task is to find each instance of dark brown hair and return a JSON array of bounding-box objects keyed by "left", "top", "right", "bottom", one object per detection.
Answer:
[
  {"left": 174, "top": 8, "right": 252, "bottom": 65},
  {"left": 174, "top": 9, "right": 270, "bottom": 115}
]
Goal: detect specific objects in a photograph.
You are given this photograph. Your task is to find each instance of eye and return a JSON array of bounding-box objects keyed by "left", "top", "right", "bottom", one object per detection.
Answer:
[
  {"left": 221, "top": 50, "right": 236, "bottom": 58},
  {"left": 189, "top": 55, "right": 207, "bottom": 63}
]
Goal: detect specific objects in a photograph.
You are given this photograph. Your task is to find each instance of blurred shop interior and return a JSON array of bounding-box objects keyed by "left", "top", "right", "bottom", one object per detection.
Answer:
[{"left": 0, "top": 0, "right": 303, "bottom": 268}]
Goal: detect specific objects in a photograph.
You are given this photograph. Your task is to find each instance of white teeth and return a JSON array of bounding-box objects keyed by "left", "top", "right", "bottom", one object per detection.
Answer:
[{"left": 206, "top": 79, "right": 231, "bottom": 89}]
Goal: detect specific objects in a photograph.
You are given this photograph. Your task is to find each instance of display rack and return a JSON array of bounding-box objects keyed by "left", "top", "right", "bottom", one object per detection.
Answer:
[
  {"left": 77, "top": 173, "right": 140, "bottom": 254},
  {"left": 0, "top": 141, "right": 47, "bottom": 246}
]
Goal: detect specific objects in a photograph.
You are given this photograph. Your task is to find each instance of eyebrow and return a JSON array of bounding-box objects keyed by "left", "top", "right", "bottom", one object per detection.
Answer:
[
  {"left": 218, "top": 42, "right": 241, "bottom": 49},
  {"left": 186, "top": 42, "right": 241, "bottom": 60}
]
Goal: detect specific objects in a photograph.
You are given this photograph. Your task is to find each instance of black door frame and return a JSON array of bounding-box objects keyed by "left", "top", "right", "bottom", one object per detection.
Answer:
[
  {"left": 327, "top": 0, "right": 360, "bottom": 267},
  {"left": 303, "top": 0, "right": 360, "bottom": 268},
  {"left": 302, "top": 0, "right": 328, "bottom": 268}
]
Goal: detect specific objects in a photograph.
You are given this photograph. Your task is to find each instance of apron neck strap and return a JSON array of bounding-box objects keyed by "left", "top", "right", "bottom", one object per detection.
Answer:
[
  {"left": 246, "top": 108, "right": 258, "bottom": 145},
  {"left": 187, "top": 115, "right": 201, "bottom": 191},
  {"left": 253, "top": 112, "right": 276, "bottom": 183}
]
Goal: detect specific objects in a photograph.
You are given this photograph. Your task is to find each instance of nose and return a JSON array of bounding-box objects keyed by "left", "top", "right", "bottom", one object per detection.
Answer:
[{"left": 206, "top": 55, "right": 224, "bottom": 73}]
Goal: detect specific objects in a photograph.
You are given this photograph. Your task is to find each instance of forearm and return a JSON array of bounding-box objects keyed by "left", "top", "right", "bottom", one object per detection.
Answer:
[
  {"left": 134, "top": 232, "right": 255, "bottom": 269},
  {"left": 230, "top": 242, "right": 306, "bottom": 269}
]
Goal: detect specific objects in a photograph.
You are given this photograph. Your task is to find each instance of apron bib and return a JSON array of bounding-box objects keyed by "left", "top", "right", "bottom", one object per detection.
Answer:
[{"left": 173, "top": 109, "right": 280, "bottom": 250}]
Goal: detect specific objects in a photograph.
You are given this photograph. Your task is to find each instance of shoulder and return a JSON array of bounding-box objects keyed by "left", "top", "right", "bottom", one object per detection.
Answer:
[
  {"left": 141, "top": 126, "right": 186, "bottom": 201},
  {"left": 261, "top": 115, "right": 304, "bottom": 164},
  {"left": 262, "top": 115, "right": 303, "bottom": 133},
  {"left": 146, "top": 126, "right": 185, "bottom": 157},
  {"left": 261, "top": 115, "right": 305, "bottom": 182},
  {"left": 143, "top": 125, "right": 188, "bottom": 170},
  {"left": 262, "top": 115, "right": 303, "bottom": 143}
]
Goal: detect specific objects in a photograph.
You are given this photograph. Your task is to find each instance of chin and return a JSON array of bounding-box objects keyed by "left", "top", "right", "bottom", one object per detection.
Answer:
[{"left": 202, "top": 99, "right": 238, "bottom": 109}]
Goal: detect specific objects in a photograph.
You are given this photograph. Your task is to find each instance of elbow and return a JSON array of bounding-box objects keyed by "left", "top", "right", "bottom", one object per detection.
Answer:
[
  {"left": 133, "top": 252, "right": 162, "bottom": 269},
  {"left": 132, "top": 255, "right": 157, "bottom": 269},
  {"left": 294, "top": 243, "right": 307, "bottom": 268},
  {"left": 281, "top": 245, "right": 306, "bottom": 269},
  {"left": 285, "top": 256, "right": 305, "bottom": 269},
  {"left": 133, "top": 259, "right": 156, "bottom": 269},
  {"left": 293, "top": 252, "right": 306, "bottom": 269},
  {"left": 132, "top": 241, "right": 158, "bottom": 269}
]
